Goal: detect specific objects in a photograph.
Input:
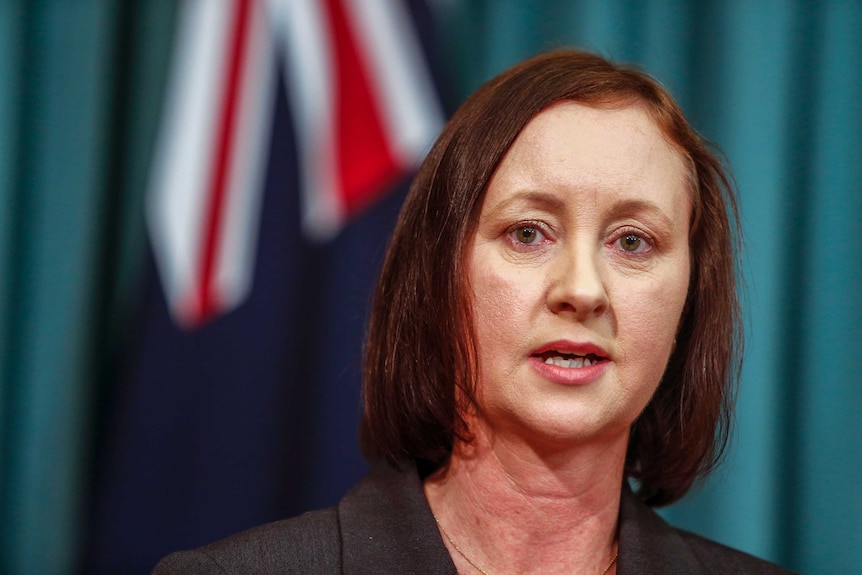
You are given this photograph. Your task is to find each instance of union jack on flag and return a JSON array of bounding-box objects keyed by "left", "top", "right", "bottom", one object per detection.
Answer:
[{"left": 147, "top": 0, "right": 444, "bottom": 328}]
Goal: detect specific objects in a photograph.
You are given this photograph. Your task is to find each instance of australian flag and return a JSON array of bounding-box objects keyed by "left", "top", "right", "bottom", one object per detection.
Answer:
[{"left": 84, "top": 0, "right": 445, "bottom": 572}]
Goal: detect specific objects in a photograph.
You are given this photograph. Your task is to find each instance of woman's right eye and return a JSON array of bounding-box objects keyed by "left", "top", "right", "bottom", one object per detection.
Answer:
[{"left": 512, "top": 225, "right": 545, "bottom": 245}]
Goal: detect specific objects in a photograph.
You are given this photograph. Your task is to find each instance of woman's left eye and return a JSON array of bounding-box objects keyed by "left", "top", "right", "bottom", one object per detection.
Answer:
[{"left": 614, "top": 231, "right": 651, "bottom": 254}]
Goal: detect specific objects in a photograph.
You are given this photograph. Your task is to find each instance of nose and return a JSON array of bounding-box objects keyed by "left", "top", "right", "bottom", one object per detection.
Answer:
[{"left": 546, "top": 244, "right": 609, "bottom": 319}]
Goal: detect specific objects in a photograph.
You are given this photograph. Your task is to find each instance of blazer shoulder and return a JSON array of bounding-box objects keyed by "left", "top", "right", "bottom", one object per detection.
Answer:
[
  {"left": 152, "top": 507, "right": 341, "bottom": 575},
  {"left": 676, "top": 528, "right": 798, "bottom": 575}
]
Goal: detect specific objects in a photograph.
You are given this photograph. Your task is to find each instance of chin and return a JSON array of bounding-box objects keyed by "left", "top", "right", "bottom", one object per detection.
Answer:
[{"left": 488, "top": 407, "right": 633, "bottom": 451}]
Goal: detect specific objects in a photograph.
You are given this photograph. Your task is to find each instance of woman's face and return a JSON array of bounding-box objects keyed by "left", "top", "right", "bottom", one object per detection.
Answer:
[{"left": 466, "top": 101, "right": 691, "bottom": 448}]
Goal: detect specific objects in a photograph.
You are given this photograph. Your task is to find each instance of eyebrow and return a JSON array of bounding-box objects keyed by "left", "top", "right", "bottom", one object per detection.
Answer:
[
  {"left": 606, "top": 198, "right": 677, "bottom": 230},
  {"left": 485, "top": 190, "right": 568, "bottom": 217},
  {"left": 486, "top": 191, "right": 678, "bottom": 230}
]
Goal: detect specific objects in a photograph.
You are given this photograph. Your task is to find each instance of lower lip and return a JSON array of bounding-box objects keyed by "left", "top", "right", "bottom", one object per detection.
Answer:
[{"left": 528, "top": 356, "right": 610, "bottom": 385}]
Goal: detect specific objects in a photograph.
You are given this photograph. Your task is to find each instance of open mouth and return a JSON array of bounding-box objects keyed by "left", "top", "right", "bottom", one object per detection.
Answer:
[{"left": 534, "top": 350, "right": 605, "bottom": 368}]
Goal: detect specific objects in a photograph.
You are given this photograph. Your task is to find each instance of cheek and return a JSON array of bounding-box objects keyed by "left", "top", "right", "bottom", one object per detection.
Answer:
[
  {"left": 614, "top": 265, "right": 690, "bottom": 381},
  {"left": 470, "top": 256, "right": 534, "bottom": 328},
  {"left": 469, "top": 257, "right": 543, "bottom": 369}
]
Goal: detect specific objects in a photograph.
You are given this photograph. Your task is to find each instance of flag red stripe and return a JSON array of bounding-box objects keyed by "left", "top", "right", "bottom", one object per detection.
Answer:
[
  {"left": 323, "top": 0, "right": 401, "bottom": 216},
  {"left": 197, "top": 0, "right": 253, "bottom": 324}
]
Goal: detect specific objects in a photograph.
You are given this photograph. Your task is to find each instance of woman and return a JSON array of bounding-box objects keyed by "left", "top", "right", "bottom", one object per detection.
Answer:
[{"left": 154, "top": 50, "right": 795, "bottom": 574}]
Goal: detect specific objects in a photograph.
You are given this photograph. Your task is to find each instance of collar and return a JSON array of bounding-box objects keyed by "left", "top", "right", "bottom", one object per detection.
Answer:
[{"left": 338, "top": 461, "right": 708, "bottom": 574}]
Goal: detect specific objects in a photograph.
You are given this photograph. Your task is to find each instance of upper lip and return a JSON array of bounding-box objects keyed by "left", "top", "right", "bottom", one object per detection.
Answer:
[{"left": 531, "top": 340, "right": 610, "bottom": 360}]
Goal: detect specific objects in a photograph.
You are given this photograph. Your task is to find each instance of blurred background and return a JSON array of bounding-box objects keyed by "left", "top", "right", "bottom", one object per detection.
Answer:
[{"left": 1, "top": 0, "right": 860, "bottom": 573}]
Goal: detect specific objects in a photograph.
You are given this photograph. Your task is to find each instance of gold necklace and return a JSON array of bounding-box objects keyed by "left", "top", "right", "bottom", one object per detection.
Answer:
[{"left": 433, "top": 514, "right": 618, "bottom": 575}]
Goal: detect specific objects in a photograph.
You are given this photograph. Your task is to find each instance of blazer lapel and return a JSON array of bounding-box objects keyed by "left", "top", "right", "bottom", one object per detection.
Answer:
[
  {"left": 338, "top": 461, "right": 457, "bottom": 575},
  {"left": 617, "top": 485, "right": 708, "bottom": 574}
]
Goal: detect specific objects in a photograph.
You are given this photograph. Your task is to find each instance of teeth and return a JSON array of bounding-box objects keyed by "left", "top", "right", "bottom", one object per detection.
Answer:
[{"left": 543, "top": 355, "right": 593, "bottom": 368}]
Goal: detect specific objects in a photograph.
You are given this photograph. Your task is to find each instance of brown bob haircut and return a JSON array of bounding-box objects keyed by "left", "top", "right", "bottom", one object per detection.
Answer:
[{"left": 361, "top": 50, "right": 741, "bottom": 507}]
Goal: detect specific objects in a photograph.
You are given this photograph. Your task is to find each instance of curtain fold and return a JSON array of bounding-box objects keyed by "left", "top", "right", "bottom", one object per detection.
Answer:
[
  {"left": 0, "top": 2, "right": 117, "bottom": 573},
  {"left": 0, "top": 2, "right": 176, "bottom": 573},
  {"left": 797, "top": 1, "right": 862, "bottom": 566}
]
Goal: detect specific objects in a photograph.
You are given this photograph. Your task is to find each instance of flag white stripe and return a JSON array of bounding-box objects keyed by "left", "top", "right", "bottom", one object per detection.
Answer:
[
  {"left": 269, "top": 0, "right": 344, "bottom": 240},
  {"left": 343, "top": 0, "right": 444, "bottom": 167},
  {"left": 215, "top": 0, "right": 278, "bottom": 311},
  {"left": 147, "top": 0, "right": 230, "bottom": 323}
]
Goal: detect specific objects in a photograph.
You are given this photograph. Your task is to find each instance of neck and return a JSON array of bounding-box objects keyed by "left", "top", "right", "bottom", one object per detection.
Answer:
[{"left": 424, "top": 420, "right": 626, "bottom": 575}]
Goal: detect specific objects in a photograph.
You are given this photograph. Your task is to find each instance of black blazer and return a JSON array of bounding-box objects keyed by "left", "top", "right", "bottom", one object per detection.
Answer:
[{"left": 153, "top": 462, "right": 796, "bottom": 574}]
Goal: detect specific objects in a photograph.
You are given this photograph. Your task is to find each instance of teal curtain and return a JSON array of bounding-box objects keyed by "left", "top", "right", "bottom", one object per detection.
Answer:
[
  {"left": 1, "top": 1, "right": 860, "bottom": 574},
  {"left": 440, "top": 1, "right": 861, "bottom": 573},
  {"left": 0, "top": 1, "right": 175, "bottom": 573}
]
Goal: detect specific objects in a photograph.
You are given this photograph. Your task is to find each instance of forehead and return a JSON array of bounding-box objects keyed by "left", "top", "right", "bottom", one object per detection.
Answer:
[{"left": 484, "top": 101, "right": 690, "bottom": 217}]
